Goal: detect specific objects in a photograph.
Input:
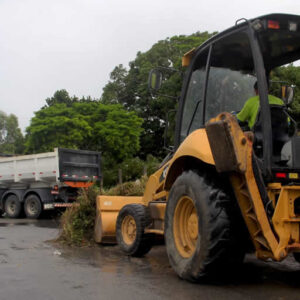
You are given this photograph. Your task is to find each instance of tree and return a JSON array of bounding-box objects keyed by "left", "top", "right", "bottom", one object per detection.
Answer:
[
  {"left": 91, "top": 105, "right": 144, "bottom": 161},
  {"left": 25, "top": 96, "right": 143, "bottom": 163},
  {"left": 101, "top": 65, "right": 129, "bottom": 105},
  {"left": 25, "top": 103, "right": 92, "bottom": 153},
  {"left": 101, "top": 32, "right": 216, "bottom": 158},
  {"left": 0, "top": 111, "right": 24, "bottom": 154}
]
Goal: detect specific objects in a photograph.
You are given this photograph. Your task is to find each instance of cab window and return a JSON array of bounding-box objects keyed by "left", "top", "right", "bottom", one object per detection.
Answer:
[{"left": 205, "top": 31, "right": 256, "bottom": 122}]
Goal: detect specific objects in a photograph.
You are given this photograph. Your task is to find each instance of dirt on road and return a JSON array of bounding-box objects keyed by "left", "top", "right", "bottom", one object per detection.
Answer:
[{"left": 1, "top": 218, "right": 300, "bottom": 300}]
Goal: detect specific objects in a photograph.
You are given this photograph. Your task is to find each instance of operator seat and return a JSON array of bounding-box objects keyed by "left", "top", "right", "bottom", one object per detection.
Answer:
[{"left": 253, "top": 105, "right": 289, "bottom": 164}]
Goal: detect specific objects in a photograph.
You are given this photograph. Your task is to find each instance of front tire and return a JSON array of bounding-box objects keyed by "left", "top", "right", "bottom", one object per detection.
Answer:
[
  {"left": 24, "top": 195, "right": 42, "bottom": 219},
  {"left": 116, "top": 204, "right": 153, "bottom": 257},
  {"left": 165, "top": 170, "right": 245, "bottom": 281}
]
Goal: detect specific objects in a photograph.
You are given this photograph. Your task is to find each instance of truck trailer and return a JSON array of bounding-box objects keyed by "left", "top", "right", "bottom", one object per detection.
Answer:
[{"left": 0, "top": 148, "right": 101, "bottom": 218}]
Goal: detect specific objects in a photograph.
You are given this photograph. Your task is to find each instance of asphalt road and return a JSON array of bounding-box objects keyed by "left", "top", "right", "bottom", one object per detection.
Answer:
[{"left": 1, "top": 218, "right": 300, "bottom": 300}]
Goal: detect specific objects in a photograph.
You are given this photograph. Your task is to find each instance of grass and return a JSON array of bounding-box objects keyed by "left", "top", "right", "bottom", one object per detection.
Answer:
[{"left": 57, "top": 176, "right": 148, "bottom": 246}]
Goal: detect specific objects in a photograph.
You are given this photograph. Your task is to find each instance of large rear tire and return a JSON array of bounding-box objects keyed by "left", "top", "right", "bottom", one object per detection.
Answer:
[
  {"left": 116, "top": 204, "right": 153, "bottom": 257},
  {"left": 165, "top": 170, "right": 245, "bottom": 281},
  {"left": 5, "top": 195, "right": 22, "bottom": 218},
  {"left": 24, "top": 195, "right": 42, "bottom": 219}
]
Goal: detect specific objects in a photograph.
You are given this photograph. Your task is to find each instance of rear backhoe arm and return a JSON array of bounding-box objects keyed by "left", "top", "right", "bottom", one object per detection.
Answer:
[{"left": 206, "top": 113, "right": 281, "bottom": 260}]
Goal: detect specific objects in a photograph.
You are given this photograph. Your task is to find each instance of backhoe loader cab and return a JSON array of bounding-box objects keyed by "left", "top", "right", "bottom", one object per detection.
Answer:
[{"left": 95, "top": 14, "right": 300, "bottom": 281}]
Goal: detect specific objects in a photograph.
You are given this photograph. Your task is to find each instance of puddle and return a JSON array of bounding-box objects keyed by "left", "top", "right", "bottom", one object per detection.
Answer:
[
  {"left": 33, "top": 220, "right": 59, "bottom": 229},
  {"left": 0, "top": 222, "right": 32, "bottom": 227},
  {"left": 10, "top": 246, "right": 26, "bottom": 250},
  {"left": 0, "top": 219, "right": 59, "bottom": 229}
]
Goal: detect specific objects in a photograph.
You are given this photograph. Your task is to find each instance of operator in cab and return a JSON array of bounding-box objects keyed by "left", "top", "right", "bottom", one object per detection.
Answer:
[{"left": 237, "top": 81, "right": 284, "bottom": 129}]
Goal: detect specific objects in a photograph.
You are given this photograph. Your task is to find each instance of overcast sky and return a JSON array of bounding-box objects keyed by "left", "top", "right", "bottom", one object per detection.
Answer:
[{"left": 0, "top": 0, "right": 299, "bottom": 131}]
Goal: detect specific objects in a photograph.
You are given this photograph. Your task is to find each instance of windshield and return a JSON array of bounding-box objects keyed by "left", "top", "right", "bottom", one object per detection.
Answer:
[
  {"left": 205, "top": 68, "right": 256, "bottom": 121},
  {"left": 205, "top": 30, "right": 257, "bottom": 122},
  {"left": 180, "top": 30, "right": 257, "bottom": 140}
]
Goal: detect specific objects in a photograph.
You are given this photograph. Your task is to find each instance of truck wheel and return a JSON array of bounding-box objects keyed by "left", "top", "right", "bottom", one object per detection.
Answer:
[
  {"left": 165, "top": 170, "right": 245, "bottom": 281},
  {"left": 116, "top": 204, "right": 153, "bottom": 257},
  {"left": 5, "top": 195, "right": 22, "bottom": 218},
  {"left": 24, "top": 195, "right": 42, "bottom": 219}
]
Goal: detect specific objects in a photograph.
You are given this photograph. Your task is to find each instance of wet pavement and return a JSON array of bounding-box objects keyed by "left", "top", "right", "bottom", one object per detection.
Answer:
[{"left": 1, "top": 218, "right": 300, "bottom": 300}]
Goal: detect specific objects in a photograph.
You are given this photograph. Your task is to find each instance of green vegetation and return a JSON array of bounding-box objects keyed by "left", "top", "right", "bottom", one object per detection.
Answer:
[{"left": 25, "top": 93, "right": 143, "bottom": 162}]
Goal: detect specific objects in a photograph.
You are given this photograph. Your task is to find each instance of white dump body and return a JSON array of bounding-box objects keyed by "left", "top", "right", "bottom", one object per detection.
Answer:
[{"left": 0, "top": 149, "right": 60, "bottom": 188}]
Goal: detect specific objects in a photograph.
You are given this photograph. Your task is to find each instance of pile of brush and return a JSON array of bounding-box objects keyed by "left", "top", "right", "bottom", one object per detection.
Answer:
[{"left": 57, "top": 176, "right": 147, "bottom": 246}]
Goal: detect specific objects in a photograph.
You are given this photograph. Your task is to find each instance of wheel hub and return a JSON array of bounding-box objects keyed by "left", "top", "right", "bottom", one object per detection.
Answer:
[
  {"left": 173, "top": 196, "right": 198, "bottom": 258},
  {"left": 9, "top": 202, "right": 16, "bottom": 213},
  {"left": 121, "top": 215, "right": 137, "bottom": 245},
  {"left": 187, "top": 213, "right": 198, "bottom": 240},
  {"left": 28, "top": 200, "right": 37, "bottom": 214}
]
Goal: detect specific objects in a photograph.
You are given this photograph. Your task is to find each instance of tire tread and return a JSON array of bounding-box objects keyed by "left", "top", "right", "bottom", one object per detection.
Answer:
[{"left": 165, "top": 170, "right": 246, "bottom": 281}]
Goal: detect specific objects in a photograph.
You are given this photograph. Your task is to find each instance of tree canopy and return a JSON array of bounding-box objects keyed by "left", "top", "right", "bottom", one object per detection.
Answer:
[{"left": 26, "top": 92, "right": 143, "bottom": 162}]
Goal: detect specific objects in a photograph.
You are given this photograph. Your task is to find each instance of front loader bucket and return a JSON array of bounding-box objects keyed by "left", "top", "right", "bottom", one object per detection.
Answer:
[{"left": 94, "top": 195, "right": 144, "bottom": 244}]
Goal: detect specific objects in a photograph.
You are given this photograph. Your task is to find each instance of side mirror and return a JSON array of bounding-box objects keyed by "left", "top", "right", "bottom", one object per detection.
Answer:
[
  {"left": 148, "top": 69, "right": 163, "bottom": 92},
  {"left": 282, "top": 85, "right": 295, "bottom": 105},
  {"left": 286, "top": 86, "right": 294, "bottom": 105}
]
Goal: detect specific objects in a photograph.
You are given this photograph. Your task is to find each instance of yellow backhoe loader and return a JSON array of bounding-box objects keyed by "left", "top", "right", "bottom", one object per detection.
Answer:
[{"left": 95, "top": 13, "right": 300, "bottom": 281}]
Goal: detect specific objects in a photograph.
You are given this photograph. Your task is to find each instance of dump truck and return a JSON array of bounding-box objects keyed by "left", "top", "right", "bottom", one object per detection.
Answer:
[
  {"left": 0, "top": 148, "right": 101, "bottom": 218},
  {"left": 95, "top": 13, "right": 300, "bottom": 281}
]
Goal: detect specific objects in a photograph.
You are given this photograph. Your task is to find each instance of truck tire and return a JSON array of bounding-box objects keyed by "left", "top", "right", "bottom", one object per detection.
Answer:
[
  {"left": 5, "top": 195, "right": 22, "bottom": 218},
  {"left": 24, "top": 195, "right": 42, "bottom": 219},
  {"left": 116, "top": 204, "right": 153, "bottom": 257},
  {"left": 165, "top": 170, "right": 245, "bottom": 281}
]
